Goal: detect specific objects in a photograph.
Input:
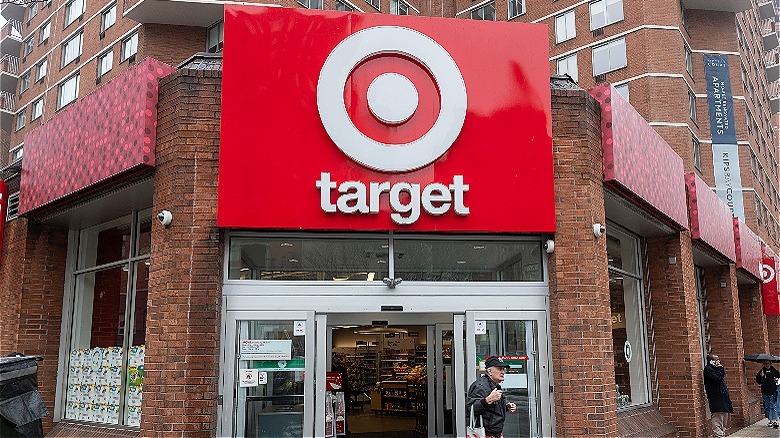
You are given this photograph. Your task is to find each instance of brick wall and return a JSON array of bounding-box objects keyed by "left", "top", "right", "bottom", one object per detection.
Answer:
[
  {"left": 0, "top": 218, "right": 28, "bottom": 354},
  {"left": 549, "top": 87, "right": 619, "bottom": 437},
  {"left": 142, "top": 67, "right": 223, "bottom": 436},
  {"left": 738, "top": 282, "right": 768, "bottom": 423}
]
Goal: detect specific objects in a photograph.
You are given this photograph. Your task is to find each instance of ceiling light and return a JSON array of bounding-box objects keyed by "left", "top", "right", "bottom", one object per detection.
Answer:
[
  {"left": 473, "top": 245, "right": 485, "bottom": 250},
  {"left": 281, "top": 242, "right": 293, "bottom": 247},
  {"left": 240, "top": 267, "right": 250, "bottom": 272},
  {"left": 377, "top": 259, "right": 387, "bottom": 264},
  {"left": 457, "top": 260, "right": 467, "bottom": 264},
  {"left": 289, "top": 258, "right": 299, "bottom": 263}
]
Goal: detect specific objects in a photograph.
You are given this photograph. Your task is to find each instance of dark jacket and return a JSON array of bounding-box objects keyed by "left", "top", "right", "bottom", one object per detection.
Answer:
[
  {"left": 704, "top": 363, "right": 734, "bottom": 413},
  {"left": 467, "top": 374, "right": 507, "bottom": 435},
  {"left": 756, "top": 366, "right": 780, "bottom": 396}
]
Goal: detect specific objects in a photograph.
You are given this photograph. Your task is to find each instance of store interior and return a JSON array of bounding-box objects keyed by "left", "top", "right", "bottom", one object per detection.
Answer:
[{"left": 330, "top": 325, "right": 451, "bottom": 438}]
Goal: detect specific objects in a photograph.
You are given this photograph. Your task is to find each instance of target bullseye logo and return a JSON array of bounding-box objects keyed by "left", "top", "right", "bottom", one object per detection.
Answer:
[
  {"left": 317, "top": 26, "right": 467, "bottom": 173},
  {"left": 763, "top": 263, "right": 776, "bottom": 284}
]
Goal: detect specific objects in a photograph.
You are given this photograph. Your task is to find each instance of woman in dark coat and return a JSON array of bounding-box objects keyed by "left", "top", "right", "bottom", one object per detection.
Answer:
[{"left": 703, "top": 354, "right": 733, "bottom": 438}]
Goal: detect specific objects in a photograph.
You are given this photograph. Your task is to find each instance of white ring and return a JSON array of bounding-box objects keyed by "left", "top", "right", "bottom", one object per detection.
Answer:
[
  {"left": 317, "top": 26, "right": 467, "bottom": 173},
  {"left": 763, "top": 264, "right": 776, "bottom": 284}
]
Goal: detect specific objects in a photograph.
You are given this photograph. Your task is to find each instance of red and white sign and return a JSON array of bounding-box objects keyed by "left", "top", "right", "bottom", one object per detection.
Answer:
[
  {"left": 219, "top": 6, "right": 554, "bottom": 232},
  {"left": 762, "top": 249, "right": 780, "bottom": 315},
  {"left": 0, "top": 180, "right": 7, "bottom": 258}
]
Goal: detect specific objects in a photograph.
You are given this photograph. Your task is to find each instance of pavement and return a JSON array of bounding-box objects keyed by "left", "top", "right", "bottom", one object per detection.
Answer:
[{"left": 730, "top": 419, "right": 780, "bottom": 437}]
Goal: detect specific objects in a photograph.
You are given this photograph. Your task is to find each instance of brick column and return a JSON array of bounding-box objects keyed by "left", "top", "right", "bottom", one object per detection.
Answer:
[
  {"left": 768, "top": 316, "right": 780, "bottom": 354},
  {"left": 549, "top": 88, "right": 618, "bottom": 437},
  {"left": 705, "top": 264, "right": 748, "bottom": 429},
  {"left": 0, "top": 218, "right": 28, "bottom": 354},
  {"left": 646, "top": 232, "right": 706, "bottom": 436},
  {"left": 738, "top": 282, "right": 768, "bottom": 423},
  {"left": 142, "top": 69, "right": 223, "bottom": 436}
]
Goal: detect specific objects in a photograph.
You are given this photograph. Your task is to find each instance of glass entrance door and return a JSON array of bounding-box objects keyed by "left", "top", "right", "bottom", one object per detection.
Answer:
[
  {"left": 463, "top": 311, "right": 552, "bottom": 437},
  {"left": 220, "top": 311, "right": 315, "bottom": 438}
]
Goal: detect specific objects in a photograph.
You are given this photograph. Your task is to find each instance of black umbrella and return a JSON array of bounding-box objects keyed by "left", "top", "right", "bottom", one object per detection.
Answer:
[{"left": 744, "top": 354, "right": 780, "bottom": 363}]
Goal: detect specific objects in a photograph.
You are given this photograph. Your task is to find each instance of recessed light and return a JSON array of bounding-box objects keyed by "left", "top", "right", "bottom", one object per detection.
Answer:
[
  {"left": 240, "top": 267, "right": 250, "bottom": 272},
  {"left": 473, "top": 245, "right": 485, "bottom": 250},
  {"left": 377, "top": 259, "right": 387, "bottom": 264},
  {"left": 289, "top": 258, "right": 299, "bottom": 263},
  {"left": 281, "top": 242, "right": 293, "bottom": 247},
  {"left": 456, "top": 260, "right": 467, "bottom": 264}
]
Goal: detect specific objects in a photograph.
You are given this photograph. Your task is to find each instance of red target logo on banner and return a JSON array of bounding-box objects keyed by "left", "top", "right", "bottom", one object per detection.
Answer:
[{"left": 762, "top": 251, "right": 780, "bottom": 315}]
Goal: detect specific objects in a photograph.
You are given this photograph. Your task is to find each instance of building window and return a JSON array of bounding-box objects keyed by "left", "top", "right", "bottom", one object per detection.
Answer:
[
  {"left": 101, "top": 4, "right": 116, "bottom": 32},
  {"left": 207, "top": 21, "right": 224, "bottom": 53},
  {"left": 746, "top": 107, "right": 753, "bottom": 135},
  {"left": 31, "top": 98, "right": 43, "bottom": 121},
  {"left": 57, "top": 73, "right": 79, "bottom": 109},
  {"left": 6, "top": 192, "right": 19, "bottom": 220},
  {"left": 555, "top": 10, "right": 576, "bottom": 43},
  {"left": 20, "top": 72, "right": 30, "bottom": 94},
  {"left": 39, "top": 21, "right": 51, "bottom": 44},
  {"left": 557, "top": 54, "right": 578, "bottom": 82},
  {"left": 28, "top": 2, "right": 38, "bottom": 21},
  {"left": 365, "top": 0, "right": 380, "bottom": 11},
  {"left": 692, "top": 136, "right": 701, "bottom": 170},
  {"left": 680, "top": 0, "right": 688, "bottom": 31},
  {"left": 471, "top": 2, "right": 496, "bottom": 21},
  {"left": 592, "top": 37, "right": 627, "bottom": 76},
  {"left": 23, "top": 37, "right": 34, "bottom": 57},
  {"left": 508, "top": 0, "right": 525, "bottom": 19},
  {"left": 98, "top": 50, "right": 113, "bottom": 77},
  {"left": 615, "top": 83, "right": 629, "bottom": 101},
  {"left": 298, "top": 0, "right": 323, "bottom": 8},
  {"left": 63, "top": 212, "right": 151, "bottom": 427},
  {"left": 121, "top": 32, "right": 138, "bottom": 62},
  {"left": 62, "top": 32, "right": 83, "bottom": 67},
  {"left": 15, "top": 108, "right": 26, "bottom": 131},
  {"left": 688, "top": 89, "right": 696, "bottom": 123},
  {"left": 36, "top": 58, "right": 47, "bottom": 82},
  {"left": 607, "top": 225, "right": 650, "bottom": 409},
  {"left": 590, "top": 0, "right": 623, "bottom": 31},
  {"left": 11, "top": 146, "right": 23, "bottom": 162},
  {"left": 390, "top": 0, "right": 409, "bottom": 14},
  {"left": 684, "top": 43, "right": 693, "bottom": 78},
  {"left": 64, "top": 0, "right": 85, "bottom": 27},
  {"left": 336, "top": 0, "right": 354, "bottom": 10}
]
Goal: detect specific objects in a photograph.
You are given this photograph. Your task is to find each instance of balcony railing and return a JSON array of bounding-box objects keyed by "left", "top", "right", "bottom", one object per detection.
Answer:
[
  {"left": 1, "top": 55, "right": 20, "bottom": 76},
  {"left": 0, "top": 90, "right": 16, "bottom": 112},
  {"left": 1, "top": 19, "right": 23, "bottom": 41}
]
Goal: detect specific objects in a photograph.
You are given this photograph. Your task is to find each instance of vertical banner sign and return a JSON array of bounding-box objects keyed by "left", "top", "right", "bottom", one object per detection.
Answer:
[
  {"left": 762, "top": 253, "right": 780, "bottom": 315},
  {"left": 0, "top": 180, "right": 7, "bottom": 259},
  {"left": 705, "top": 55, "right": 745, "bottom": 221}
]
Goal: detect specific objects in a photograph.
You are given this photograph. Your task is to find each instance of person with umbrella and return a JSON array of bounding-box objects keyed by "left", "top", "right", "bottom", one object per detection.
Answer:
[
  {"left": 703, "top": 354, "right": 733, "bottom": 437},
  {"left": 755, "top": 355, "right": 780, "bottom": 428}
]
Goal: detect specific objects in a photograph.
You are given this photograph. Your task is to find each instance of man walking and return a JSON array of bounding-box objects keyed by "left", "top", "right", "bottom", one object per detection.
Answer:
[
  {"left": 703, "top": 354, "right": 733, "bottom": 438},
  {"left": 756, "top": 358, "right": 780, "bottom": 428},
  {"left": 467, "top": 356, "right": 517, "bottom": 438}
]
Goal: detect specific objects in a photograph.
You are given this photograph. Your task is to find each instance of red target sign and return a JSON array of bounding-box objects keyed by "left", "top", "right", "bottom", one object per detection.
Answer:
[{"left": 218, "top": 6, "right": 554, "bottom": 232}]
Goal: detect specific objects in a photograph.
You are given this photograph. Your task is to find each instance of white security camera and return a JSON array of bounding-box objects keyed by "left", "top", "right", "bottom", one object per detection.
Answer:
[
  {"left": 157, "top": 210, "right": 173, "bottom": 226},
  {"left": 544, "top": 240, "right": 555, "bottom": 254},
  {"left": 593, "top": 223, "right": 606, "bottom": 237}
]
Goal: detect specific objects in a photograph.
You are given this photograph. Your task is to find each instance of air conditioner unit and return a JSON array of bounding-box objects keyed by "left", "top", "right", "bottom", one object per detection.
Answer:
[
  {"left": 595, "top": 73, "right": 607, "bottom": 83},
  {"left": 99, "top": 31, "right": 105, "bottom": 40},
  {"left": 592, "top": 28, "right": 604, "bottom": 37}
]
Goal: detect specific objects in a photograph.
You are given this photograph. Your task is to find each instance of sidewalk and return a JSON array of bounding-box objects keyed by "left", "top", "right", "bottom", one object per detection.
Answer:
[{"left": 729, "top": 419, "right": 780, "bottom": 437}]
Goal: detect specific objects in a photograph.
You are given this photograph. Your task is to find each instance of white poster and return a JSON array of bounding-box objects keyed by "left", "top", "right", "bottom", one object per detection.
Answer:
[
  {"left": 240, "top": 340, "right": 292, "bottom": 360},
  {"left": 712, "top": 143, "right": 745, "bottom": 221},
  {"left": 239, "top": 369, "right": 259, "bottom": 387}
]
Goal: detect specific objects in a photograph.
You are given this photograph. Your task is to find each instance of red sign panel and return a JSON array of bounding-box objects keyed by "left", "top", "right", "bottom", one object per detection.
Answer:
[
  {"left": 0, "top": 180, "right": 6, "bottom": 258},
  {"left": 219, "top": 6, "right": 554, "bottom": 232},
  {"left": 762, "top": 245, "right": 779, "bottom": 315}
]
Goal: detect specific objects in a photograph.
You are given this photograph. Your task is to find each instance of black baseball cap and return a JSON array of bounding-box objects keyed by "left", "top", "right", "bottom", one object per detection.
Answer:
[{"left": 485, "top": 356, "right": 511, "bottom": 369}]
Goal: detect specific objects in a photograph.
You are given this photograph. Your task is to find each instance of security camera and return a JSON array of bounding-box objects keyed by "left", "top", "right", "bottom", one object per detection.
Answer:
[
  {"left": 382, "top": 277, "right": 403, "bottom": 289},
  {"left": 157, "top": 210, "right": 173, "bottom": 226},
  {"left": 544, "top": 239, "right": 555, "bottom": 254},
  {"left": 593, "top": 223, "right": 606, "bottom": 237}
]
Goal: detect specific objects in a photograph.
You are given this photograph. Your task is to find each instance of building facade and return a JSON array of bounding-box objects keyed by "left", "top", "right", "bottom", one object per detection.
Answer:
[{"left": 0, "top": 1, "right": 779, "bottom": 438}]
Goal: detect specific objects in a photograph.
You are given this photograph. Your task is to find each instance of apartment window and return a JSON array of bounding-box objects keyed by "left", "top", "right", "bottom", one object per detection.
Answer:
[
  {"left": 6, "top": 192, "right": 19, "bottom": 220},
  {"left": 15, "top": 109, "right": 26, "bottom": 131},
  {"left": 590, "top": 0, "right": 623, "bottom": 31},
  {"left": 471, "top": 2, "right": 496, "bottom": 21},
  {"left": 23, "top": 37, "right": 34, "bottom": 57},
  {"left": 692, "top": 136, "right": 701, "bottom": 170},
  {"left": 19, "top": 72, "right": 30, "bottom": 94},
  {"left": 680, "top": 0, "right": 688, "bottom": 31},
  {"left": 11, "top": 147, "right": 23, "bottom": 163},
  {"left": 98, "top": 50, "right": 113, "bottom": 77},
  {"left": 756, "top": 195, "right": 763, "bottom": 224},
  {"left": 31, "top": 98, "right": 43, "bottom": 121},
  {"left": 101, "top": 4, "right": 116, "bottom": 32},
  {"left": 592, "top": 37, "right": 627, "bottom": 76},
  {"left": 751, "top": 151, "right": 757, "bottom": 174},
  {"left": 121, "top": 32, "right": 138, "bottom": 62},
  {"left": 608, "top": 225, "right": 650, "bottom": 409},
  {"left": 57, "top": 73, "right": 79, "bottom": 109},
  {"left": 365, "top": 0, "right": 380, "bottom": 11},
  {"left": 28, "top": 2, "right": 38, "bottom": 21},
  {"left": 555, "top": 10, "right": 576, "bottom": 43},
  {"left": 65, "top": 0, "right": 85, "bottom": 27},
  {"left": 36, "top": 58, "right": 47, "bottom": 82},
  {"left": 688, "top": 89, "right": 696, "bottom": 123},
  {"left": 62, "top": 212, "right": 150, "bottom": 427},
  {"left": 62, "top": 32, "right": 83, "bottom": 67},
  {"left": 298, "top": 0, "right": 323, "bottom": 8},
  {"left": 557, "top": 54, "right": 579, "bottom": 82},
  {"left": 508, "top": 0, "right": 525, "bottom": 19},
  {"left": 207, "top": 21, "right": 224, "bottom": 53},
  {"left": 336, "top": 0, "right": 355, "bottom": 10},
  {"left": 615, "top": 83, "right": 629, "bottom": 102},
  {"left": 684, "top": 43, "right": 693, "bottom": 78},
  {"left": 747, "top": 107, "right": 753, "bottom": 135},
  {"left": 39, "top": 21, "right": 51, "bottom": 44},
  {"left": 390, "top": 0, "right": 409, "bottom": 15}
]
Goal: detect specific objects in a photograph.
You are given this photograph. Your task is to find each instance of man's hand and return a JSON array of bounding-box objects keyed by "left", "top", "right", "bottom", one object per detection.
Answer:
[
  {"left": 486, "top": 388, "right": 502, "bottom": 404},
  {"left": 507, "top": 402, "right": 517, "bottom": 412}
]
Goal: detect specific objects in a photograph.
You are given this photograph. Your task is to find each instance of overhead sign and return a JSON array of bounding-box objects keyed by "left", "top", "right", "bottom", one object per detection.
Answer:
[{"left": 218, "top": 6, "right": 554, "bottom": 232}]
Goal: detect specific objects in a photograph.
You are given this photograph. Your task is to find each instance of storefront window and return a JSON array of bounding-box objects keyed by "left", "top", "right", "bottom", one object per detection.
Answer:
[
  {"left": 607, "top": 226, "right": 650, "bottom": 409},
  {"left": 64, "top": 211, "right": 150, "bottom": 426}
]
